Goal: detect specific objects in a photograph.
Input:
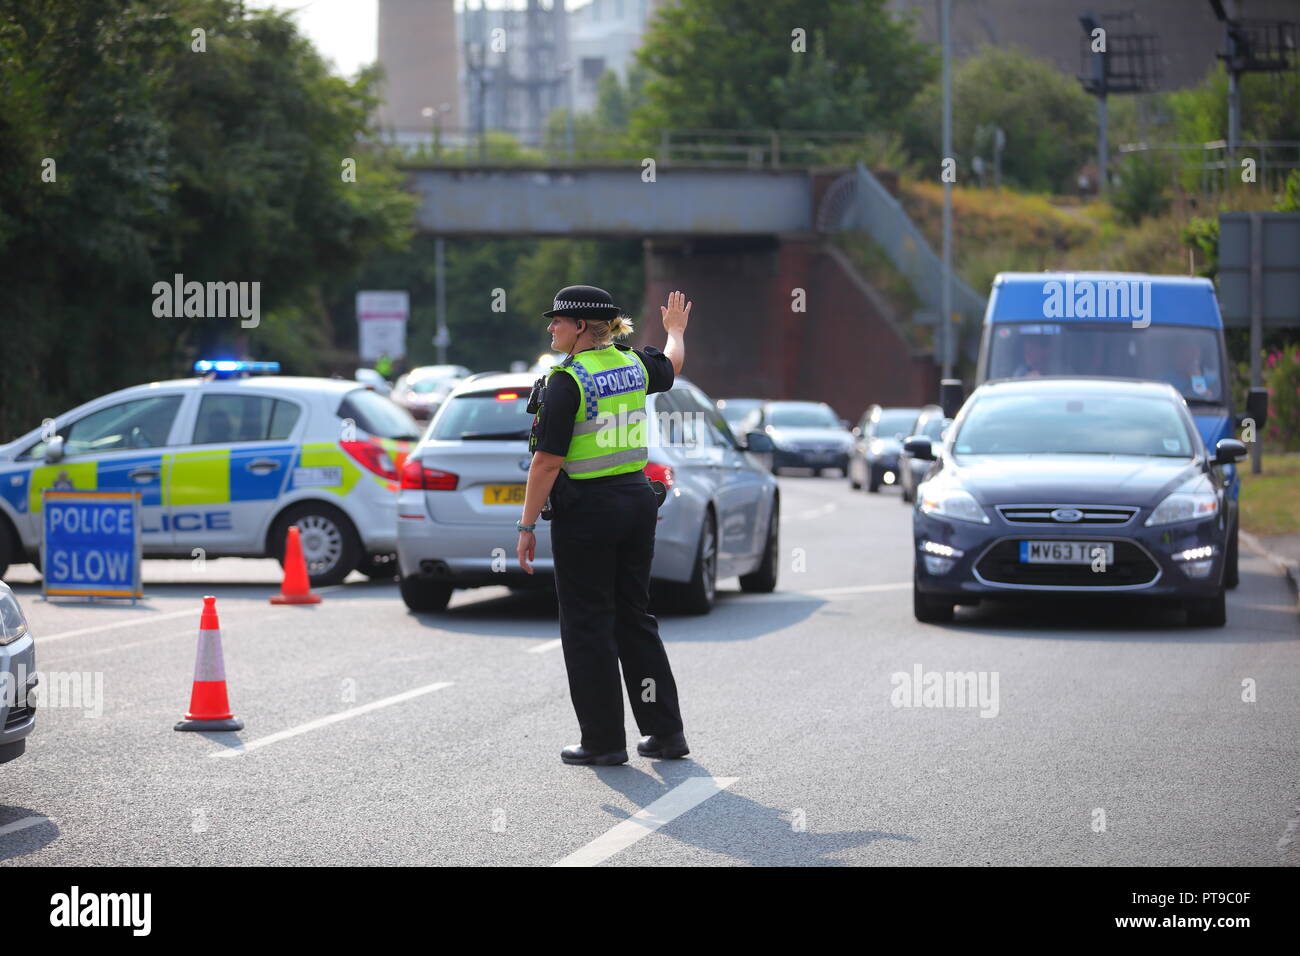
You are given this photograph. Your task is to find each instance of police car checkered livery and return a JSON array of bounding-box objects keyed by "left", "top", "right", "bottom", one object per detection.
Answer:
[{"left": 0, "top": 363, "right": 420, "bottom": 585}]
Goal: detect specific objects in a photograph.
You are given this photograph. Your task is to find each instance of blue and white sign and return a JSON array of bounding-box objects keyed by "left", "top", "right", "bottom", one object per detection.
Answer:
[{"left": 42, "top": 492, "right": 143, "bottom": 600}]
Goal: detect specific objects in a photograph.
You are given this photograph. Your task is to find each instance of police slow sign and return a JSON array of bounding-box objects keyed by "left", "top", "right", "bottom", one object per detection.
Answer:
[{"left": 42, "top": 492, "right": 143, "bottom": 600}]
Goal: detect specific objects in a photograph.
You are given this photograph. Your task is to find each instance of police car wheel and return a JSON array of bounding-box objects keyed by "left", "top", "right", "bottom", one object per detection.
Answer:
[
  {"left": 0, "top": 517, "right": 13, "bottom": 579},
  {"left": 357, "top": 552, "right": 399, "bottom": 580},
  {"left": 679, "top": 510, "right": 717, "bottom": 615},
  {"left": 399, "top": 575, "right": 453, "bottom": 612},
  {"left": 271, "top": 503, "right": 361, "bottom": 587}
]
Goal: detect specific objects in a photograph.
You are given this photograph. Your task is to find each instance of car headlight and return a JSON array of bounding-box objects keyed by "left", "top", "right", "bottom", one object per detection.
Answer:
[
  {"left": 869, "top": 439, "right": 885, "bottom": 456},
  {"left": 918, "top": 484, "right": 990, "bottom": 524},
  {"left": 0, "top": 588, "right": 30, "bottom": 646},
  {"left": 1145, "top": 475, "right": 1219, "bottom": 527}
]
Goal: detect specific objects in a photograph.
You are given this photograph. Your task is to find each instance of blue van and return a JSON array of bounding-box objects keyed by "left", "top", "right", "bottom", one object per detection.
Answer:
[{"left": 968, "top": 271, "right": 1267, "bottom": 588}]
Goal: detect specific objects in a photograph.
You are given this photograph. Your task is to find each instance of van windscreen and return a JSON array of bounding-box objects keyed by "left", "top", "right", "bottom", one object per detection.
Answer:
[{"left": 986, "top": 324, "right": 1224, "bottom": 404}]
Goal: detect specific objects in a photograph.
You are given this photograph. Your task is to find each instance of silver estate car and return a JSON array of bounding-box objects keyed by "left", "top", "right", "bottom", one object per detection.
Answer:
[
  {"left": 397, "top": 373, "right": 780, "bottom": 615},
  {"left": 1, "top": 581, "right": 36, "bottom": 764}
]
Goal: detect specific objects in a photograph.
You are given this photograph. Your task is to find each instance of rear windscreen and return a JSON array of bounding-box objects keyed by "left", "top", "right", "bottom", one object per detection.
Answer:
[
  {"left": 337, "top": 389, "right": 421, "bottom": 439},
  {"left": 432, "top": 391, "right": 532, "bottom": 441}
]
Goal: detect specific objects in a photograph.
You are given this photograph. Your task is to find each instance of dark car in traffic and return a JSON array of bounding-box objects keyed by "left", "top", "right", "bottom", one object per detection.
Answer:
[
  {"left": 848, "top": 405, "right": 920, "bottom": 492},
  {"left": 907, "top": 378, "right": 1246, "bottom": 627},
  {"left": 899, "top": 405, "right": 948, "bottom": 504},
  {"left": 743, "top": 401, "right": 853, "bottom": 476}
]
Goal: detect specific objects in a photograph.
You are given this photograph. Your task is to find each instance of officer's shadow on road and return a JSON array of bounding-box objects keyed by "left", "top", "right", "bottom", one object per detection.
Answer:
[
  {"left": 413, "top": 586, "right": 828, "bottom": 644},
  {"left": 0, "top": 806, "right": 59, "bottom": 862},
  {"left": 589, "top": 762, "right": 917, "bottom": 866}
]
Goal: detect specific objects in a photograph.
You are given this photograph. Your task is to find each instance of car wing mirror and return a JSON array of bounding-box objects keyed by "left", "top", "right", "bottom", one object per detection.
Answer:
[
  {"left": 44, "top": 435, "right": 65, "bottom": 464},
  {"left": 745, "top": 431, "right": 774, "bottom": 453},
  {"left": 1213, "top": 438, "right": 1248, "bottom": 465},
  {"left": 903, "top": 436, "right": 935, "bottom": 461},
  {"left": 1245, "top": 387, "right": 1268, "bottom": 431}
]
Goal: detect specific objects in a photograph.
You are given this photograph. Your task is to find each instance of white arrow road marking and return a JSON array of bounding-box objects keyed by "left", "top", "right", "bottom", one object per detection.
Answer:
[
  {"left": 0, "top": 815, "right": 49, "bottom": 838},
  {"left": 208, "top": 681, "right": 454, "bottom": 758},
  {"left": 807, "top": 582, "right": 910, "bottom": 596},
  {"left": 553, "top": 776, "right": 739, "bottom": 867},
  {"left": 795, "top": 502, "right": 838, "bottom": 520},
  {"left": 527, "top": 638, "right": 563, "bottom": 654}
]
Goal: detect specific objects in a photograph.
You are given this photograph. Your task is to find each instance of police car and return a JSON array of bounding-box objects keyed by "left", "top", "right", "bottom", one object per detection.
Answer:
[{"left": 0, "top": 362, "right": 420, "bottom": 586}]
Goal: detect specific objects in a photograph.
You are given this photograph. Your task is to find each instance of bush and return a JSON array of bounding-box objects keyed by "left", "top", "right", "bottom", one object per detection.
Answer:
[
  {"left": 1264, "top": 344, "right": 1300, "bottom": 452},
  {"left": 1111, "top": 152, "right": 1171, "bottom": 225}
]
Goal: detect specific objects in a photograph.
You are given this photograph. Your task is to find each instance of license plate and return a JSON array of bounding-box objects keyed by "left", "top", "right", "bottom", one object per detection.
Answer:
[
  {"left": 1019, "top": 541, "right": 1114, "bottom": 564},
  {"left": 482, "top": 484, "right": 526, "bottom": 505}
]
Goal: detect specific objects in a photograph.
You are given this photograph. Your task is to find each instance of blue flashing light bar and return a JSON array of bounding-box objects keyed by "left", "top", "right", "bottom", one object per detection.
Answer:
[{"left": 194, "top": 360, "right": 281, "bottom": 378}]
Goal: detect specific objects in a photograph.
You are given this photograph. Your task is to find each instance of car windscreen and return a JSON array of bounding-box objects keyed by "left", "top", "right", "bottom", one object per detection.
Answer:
[
  {"left": 953, "top": 392, "right": 1195, "bottom": 457},
  {"left": 986, "top": 323, "right": 1224, "bottom": 404},
  {"left": 873, "top": 410, "right": 919, "bottom": 438},
  {"left": 719, "top": 402, "right": 759, "bottom": 424},
  {"left": 337, "top": 389, "right": 420, "bottom": 440},
  {"left": 767, "top": 405, "right": 839, "bottom": 429},
  {"left": 431, "top": 390, "right": 532, "bottom": 441}
]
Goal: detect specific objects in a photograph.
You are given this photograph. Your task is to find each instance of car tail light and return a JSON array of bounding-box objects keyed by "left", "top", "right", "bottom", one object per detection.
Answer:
[
  {"left": 644, "top": 461, "right": 673, "bottom": 490},
  {"left": 399, "top": 458, "right": 459, "bottom": 490},
  {"left": 341, "top": 440, "right": 399, "bottom": 481},
  {"left": 496, "top": 391, "right": 519, "bottom": 401}
]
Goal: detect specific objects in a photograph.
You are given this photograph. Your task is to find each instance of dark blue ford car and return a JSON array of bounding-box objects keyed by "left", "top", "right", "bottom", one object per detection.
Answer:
[{"left": 907, "top": 378, "right": 1247, "bottom": 627}]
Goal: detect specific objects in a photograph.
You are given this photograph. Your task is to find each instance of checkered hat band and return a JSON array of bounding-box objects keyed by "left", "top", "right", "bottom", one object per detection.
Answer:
[{"left": 553, "top": 299, "right": 615, "bottom": 312}]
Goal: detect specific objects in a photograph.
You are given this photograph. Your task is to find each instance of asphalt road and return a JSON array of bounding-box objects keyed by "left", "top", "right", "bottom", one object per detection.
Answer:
[{"left": 2, "top": 474, "right": 1297, "bottom": 866}]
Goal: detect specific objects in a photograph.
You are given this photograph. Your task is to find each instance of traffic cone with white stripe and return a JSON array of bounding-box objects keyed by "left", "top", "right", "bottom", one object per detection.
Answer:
[
  {"left": 270, "top": 525, "right": 322, "bottom": 605},
  {"left": 174, "top": 595, "right": 244, "bottom": 732}
]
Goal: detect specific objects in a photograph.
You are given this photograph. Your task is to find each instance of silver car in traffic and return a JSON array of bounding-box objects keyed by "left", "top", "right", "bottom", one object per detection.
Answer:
[
  {"left": 0, "top": 581, "right": 36, "bottom": 764},
  {"left": 396, "top": 373, "right": 780, "bottom": 614}
]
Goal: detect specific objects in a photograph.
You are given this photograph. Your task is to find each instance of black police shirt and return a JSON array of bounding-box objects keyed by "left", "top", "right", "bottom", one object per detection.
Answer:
[{"left": 532, "top": 345, "right": 674, "bottom": 482}]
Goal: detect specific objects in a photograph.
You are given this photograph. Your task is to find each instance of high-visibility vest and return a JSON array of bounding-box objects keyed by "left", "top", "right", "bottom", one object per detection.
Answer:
[{"left": 547, "top": 344, "right": 650, "bottom": 479}]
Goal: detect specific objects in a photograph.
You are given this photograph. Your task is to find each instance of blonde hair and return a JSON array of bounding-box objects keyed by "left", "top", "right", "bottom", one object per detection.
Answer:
[{"left": 583, "top": 315, "right": 635, "bottom": 346}]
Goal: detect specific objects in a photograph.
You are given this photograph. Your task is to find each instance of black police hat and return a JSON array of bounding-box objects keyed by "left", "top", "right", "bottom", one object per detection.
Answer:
[{"left": 543, "top": 285, "right": 623, "bottom": 320}]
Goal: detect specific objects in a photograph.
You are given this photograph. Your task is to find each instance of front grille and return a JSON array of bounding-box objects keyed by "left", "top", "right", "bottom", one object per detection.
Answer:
[
  {"left": 996, "top": 504, "right": 1139, "bottom": 526},
  {"left": 4, "top": 703, "right": 34, "bottom": 729},
  {"left": 974, "top": 539, "right": 1160, "bottom": 588}
]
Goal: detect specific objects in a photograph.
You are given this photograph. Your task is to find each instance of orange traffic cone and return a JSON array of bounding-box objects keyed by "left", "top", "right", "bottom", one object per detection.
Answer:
[
  {"left": 271, "top": 525, "right": 322, "bottom": 605},
  {"left": 175, "top": 596, "right": 244, "bottom": 732}
]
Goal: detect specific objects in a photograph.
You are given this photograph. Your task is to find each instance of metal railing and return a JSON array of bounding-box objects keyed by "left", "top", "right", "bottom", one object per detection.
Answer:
[
  {"left": 1116, "top": 140, "right": 1300, "bottom": 194},
  {"left": 389, "top": 127, "right": 883, "bottom": 169}
]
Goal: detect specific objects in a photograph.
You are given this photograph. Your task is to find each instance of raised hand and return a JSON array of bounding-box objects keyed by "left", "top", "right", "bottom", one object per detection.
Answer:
[{"left": 660, "top": 290, "right": 691, "bottom": 336}]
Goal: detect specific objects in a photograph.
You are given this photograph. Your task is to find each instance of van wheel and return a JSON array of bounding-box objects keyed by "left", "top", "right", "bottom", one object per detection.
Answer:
[
  {"left": 739, "top": 500, "right": 779, "bottom": 593},
  {"left": 678, "top": 510, "right": 717, "bottom": 615},
  {"left": 400, "top": 575, "right": 453, "bottom": 612},
  {"left": 867, "top": 465, "right": 882, "bottom": 493},
  {"left": 270, "top": 502, "right": 361, "bottom": 587}
]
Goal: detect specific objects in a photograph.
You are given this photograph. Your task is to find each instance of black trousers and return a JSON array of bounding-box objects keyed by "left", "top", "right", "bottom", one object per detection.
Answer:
[{"left": 550, "top": 476, "right": 684, "bottom": 752}]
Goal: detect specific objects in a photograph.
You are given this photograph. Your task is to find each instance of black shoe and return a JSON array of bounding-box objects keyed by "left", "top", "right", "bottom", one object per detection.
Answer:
[
  {"left": 561, "top": 744, "right": 628, "bottom": 766},
  {"left": 636, "top": 731, "right": 689, "bottom": 759}
]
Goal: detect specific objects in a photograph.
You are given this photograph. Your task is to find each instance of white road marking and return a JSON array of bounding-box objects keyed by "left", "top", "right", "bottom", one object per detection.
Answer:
[
  {"left": 208, "top": 681, "right": 454, "bottom": 758},
  {"left": 38, "top": 607, "right": 209, "bottom": 644},
  {"left": 807, "top": 582, "right": 910, "bottom": 596},
  {"left": 41, "top": 629, "right": 194, "bottom": 667},
  {"left": 0, "top": 814, "right": 49, "bottom": 838},
  {"left": 553, "top": 776, "right": 739, "bottom": 867},
  {"left": 795, "top": 502, "right": 838, "bottom": 520},
  {"left": 527, "top": 638, "right": 563, "bottom": 654}
]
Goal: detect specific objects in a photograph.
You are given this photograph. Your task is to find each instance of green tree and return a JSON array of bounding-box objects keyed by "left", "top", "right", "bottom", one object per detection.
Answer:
[
  {"left": 902, "top": 46, "right": 1095, "bottom": 192},
  {"left": 0, "top": 0, "right": 414, "bottom": 440},
  {"left": 630, "top": 0, "right": 935, "bottom": 137}
]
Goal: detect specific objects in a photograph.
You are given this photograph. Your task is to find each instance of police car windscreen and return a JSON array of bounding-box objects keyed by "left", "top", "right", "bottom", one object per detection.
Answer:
[
  {"left": 338, "top": 389, "right": 420, "bottom": 439},
  {"left": 433, "top": 390, "right": 531, "bottom": 441},
  {"left": 952, "top": 393, "right": 1195, "bottom": 458},
  {"left": 987, "top": 324, "right": 1224, "bottom": 403}
]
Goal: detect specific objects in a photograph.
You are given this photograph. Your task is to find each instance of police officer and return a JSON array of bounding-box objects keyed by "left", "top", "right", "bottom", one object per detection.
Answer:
[{"left": 516, "top": 285, "right": 691, "bottom": 766}]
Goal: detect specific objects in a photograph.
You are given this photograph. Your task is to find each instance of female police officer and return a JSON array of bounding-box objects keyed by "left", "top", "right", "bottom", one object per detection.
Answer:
[{"left": 516, "top": 285, "right": 691, "bottom": 766}]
